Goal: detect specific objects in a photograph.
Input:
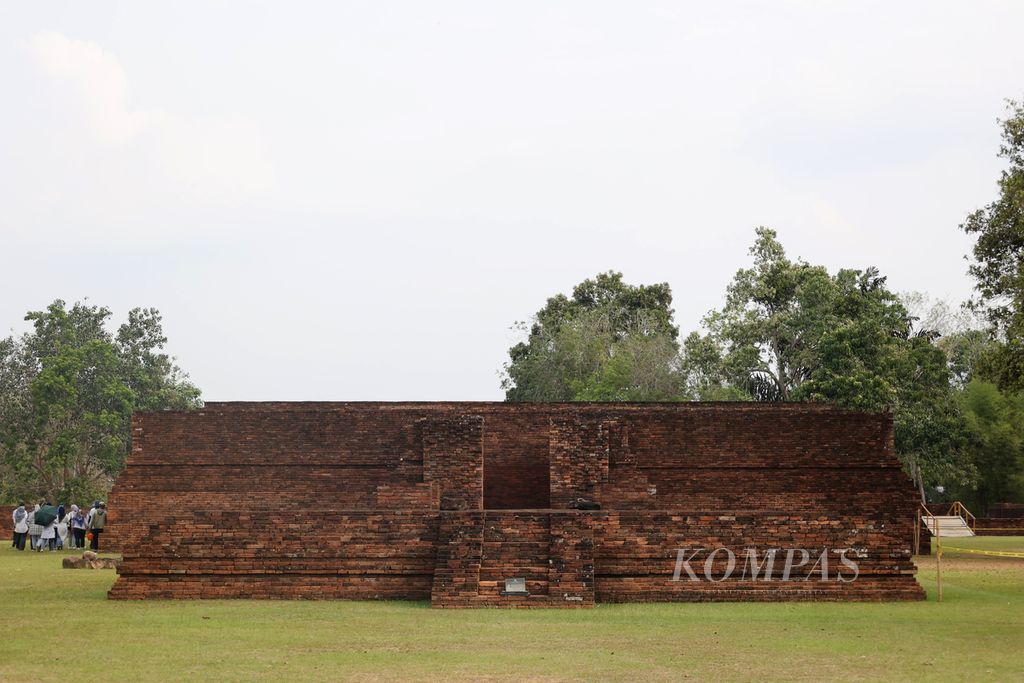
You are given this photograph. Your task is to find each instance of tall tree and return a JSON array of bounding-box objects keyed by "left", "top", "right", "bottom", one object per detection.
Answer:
[
  {"left": 900, "top": 292, "right": 995, "bottom": 388},
  {"left": 953, "top": 380, "right": 1024, "bottom": 514},
  {"left": 692, "top": 227, "right": 837, "bottom": 400},
  {"left": 683, "top": 229, "right": 976, "bottom": 494},
  {"left": 502, "top": 272, "right": 683, "bottom": 401},
  {"left": 962, "top": 98, "right": 1024, "bottom": 392},
  {"left": 0, "top": 300, "right": 200, "bottom": 503}
]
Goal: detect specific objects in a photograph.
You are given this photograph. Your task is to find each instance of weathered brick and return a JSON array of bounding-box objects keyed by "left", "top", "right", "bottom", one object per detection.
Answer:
[{"left": 105, "top": 402, "right": 926, "bottom": 604}]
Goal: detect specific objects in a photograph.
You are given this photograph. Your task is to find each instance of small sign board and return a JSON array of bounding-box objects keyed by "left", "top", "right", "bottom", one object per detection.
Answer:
[{"left": 501, "top": 577, "right": 528, "bottom": 596}]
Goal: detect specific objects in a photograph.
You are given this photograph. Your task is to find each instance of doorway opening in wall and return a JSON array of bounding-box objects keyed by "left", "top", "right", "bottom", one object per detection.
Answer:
[{"left": 482, "top": 454, "right": 551, "bottom": 509}]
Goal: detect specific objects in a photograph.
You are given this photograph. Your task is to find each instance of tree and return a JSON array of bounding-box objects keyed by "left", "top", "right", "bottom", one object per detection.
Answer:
[
  {"left": 677, "top": 332, "right": 750, "bottom": 401},
  {"left": 569, "top": 321, "right": 684, "bottom": 401},
  {"left": 962, "top": 98, "right": 1024, "bottom": 392},
  {"left": 0, "top": 300, "right": 200, "bottom": 503},
  {"left": 952, "top": 380, "right": 1024, "bottom": 513},
  {"left": 815, "top": 329, "right": 976, "bottom": 499},
  {"left": 696, "top": 228, "right": 845, "bottom": 400},
  {"left": 683, "top": 228, "right": 976, "bottom": 494},
  {"left": 502, "top": 272, "right": 684, "bottom": 401}
]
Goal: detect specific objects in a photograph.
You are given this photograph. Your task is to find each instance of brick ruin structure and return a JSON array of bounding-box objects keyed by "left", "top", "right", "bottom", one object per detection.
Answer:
[{"left": 105, "top": 402, "right": 925, "bottom": 605}]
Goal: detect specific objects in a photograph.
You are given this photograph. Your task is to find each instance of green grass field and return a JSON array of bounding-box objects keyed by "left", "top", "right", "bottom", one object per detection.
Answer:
[{"left": 1, "top": 538, "right": 1022, "bottom": 682}]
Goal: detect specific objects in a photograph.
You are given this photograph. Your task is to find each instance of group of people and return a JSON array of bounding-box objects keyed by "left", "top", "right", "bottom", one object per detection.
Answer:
[{"left": 10, "top": 501, "right": 108, "bottom": 552}]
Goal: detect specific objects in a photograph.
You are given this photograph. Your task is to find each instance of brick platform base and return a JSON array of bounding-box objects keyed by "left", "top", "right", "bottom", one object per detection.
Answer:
[
  {"left": 108, "top": 508, "right": 922, "bottom": 603},
  {"left": 106, "top": 402, "right": 926, "bottom": 605}
]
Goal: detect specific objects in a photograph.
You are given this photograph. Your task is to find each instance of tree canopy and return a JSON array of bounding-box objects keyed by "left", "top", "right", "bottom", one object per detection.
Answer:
[
  {"left": 680, "top": 228, "right": 976, "bottom": 495},
  {"left": 962, "top": 98, "right": 1024, "bottom": 393},
  {"left": 0, "top": 300, "right": 200, "bottom": 504},
  {"left": 501, "top": 272, "right": 683, "bottom": 401},
  {"left": 951, "top": 380, "right": 1024, "bottom": 513},
  {"left": 500, "top": 228, "right": 1007, "bottom": 500}
]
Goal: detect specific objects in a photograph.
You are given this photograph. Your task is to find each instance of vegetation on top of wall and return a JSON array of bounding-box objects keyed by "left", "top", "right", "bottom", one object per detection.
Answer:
[{"left": 501, "top": 100, "right": 1024, "bottom": 513}]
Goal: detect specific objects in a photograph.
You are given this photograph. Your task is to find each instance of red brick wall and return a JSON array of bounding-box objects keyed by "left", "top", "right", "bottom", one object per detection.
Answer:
[
  {"left": 595, "top": 510, "right": 921, "bottom": 601},
  {"left": 988, "top": 503, "right": 1024, "bottom": 518},
  {"left": 549, "top": 416, "right": 609, "bottom": 508},
  {"left": 975, "top": 517, "right": 1024, "bottom": 536},
  {"left": 112, "top": 402, "right": 902, "bottom": 513},
  {"left": 1, "top": 505, "right": 13, "bottom": 538},
  {"left": 423, "top": 415, "right": 484, "bottom": 510},
  {"left": 108, "top": 508, "right": 437, "bottom": 599},
  {"left": 107, "top": 402, "right": 923, "bottom": 604}
]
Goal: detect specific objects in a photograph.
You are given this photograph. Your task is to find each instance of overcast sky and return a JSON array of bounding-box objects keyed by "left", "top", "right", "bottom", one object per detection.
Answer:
[{"left": 1, "top": 2, "right": 1022, "bottom": 401}]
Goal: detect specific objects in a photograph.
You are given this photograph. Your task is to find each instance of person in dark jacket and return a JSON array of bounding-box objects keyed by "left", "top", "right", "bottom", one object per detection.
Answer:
[{"left": 40, "top": 502, "right": 57, "bottom": 552}]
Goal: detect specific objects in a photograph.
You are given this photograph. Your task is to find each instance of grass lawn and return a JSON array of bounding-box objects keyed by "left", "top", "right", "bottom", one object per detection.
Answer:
[{"left": 1, "top": 538, "right": 1022, "bottom": 682}]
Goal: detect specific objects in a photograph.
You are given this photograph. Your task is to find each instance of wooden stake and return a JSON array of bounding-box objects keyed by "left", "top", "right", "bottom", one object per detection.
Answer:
[{"left": 935, "top": 517, "right": 942, "bottom": 603}]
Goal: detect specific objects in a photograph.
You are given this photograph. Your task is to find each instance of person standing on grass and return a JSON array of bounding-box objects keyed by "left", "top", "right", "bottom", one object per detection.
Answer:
[
  {"left": 39, "top": 505, "right": 56, "bottom": 552},
  {"left": 88, "top": 502, "right": 107, "bottom": 551},
  {"left": 66, "top": 505, "right": 76, "bottom": 549},
  {"left": 12, "top": 504, "right": 28, "bottom": 551},
  {"left": 70, "top": 505, "right": 86, "bottom": 549},
  {"left": 75, "top": 505, "right": 87, "bottom": 549},
  {"left": 85, "top": 501, "right": 98, "bottom": 531},
  {"left": 56, "top": 511, "right": 68, "bottom": 551},
  {"left": 27, "top": 504, "right": 42, "bottom": 552}
]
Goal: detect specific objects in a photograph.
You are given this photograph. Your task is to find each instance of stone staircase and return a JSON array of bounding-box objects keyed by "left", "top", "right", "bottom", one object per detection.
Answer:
[
  {"left": 922, "top": 515, "right": 976, "bottom": 538},
  {"left": 431, "top": 511, "right": 594, "bottom": 608},
  {"left": 921, "top": 501, "right": 976, "bottom": 540}
]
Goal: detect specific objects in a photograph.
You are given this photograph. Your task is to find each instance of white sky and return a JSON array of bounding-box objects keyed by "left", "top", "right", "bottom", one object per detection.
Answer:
[{"left": 1, "top": 2, "right": 1022, "bottom": 400}]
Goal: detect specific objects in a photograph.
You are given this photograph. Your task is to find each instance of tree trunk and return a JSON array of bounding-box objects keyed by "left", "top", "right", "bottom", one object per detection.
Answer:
[{"left": 910, "top": 458, "right": 926, "bottom": 504}]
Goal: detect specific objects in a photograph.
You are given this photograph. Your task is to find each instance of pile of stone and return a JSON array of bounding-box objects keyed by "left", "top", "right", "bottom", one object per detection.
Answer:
[{"left": 63, "top": 551, "right": 120, "bottom": 570}]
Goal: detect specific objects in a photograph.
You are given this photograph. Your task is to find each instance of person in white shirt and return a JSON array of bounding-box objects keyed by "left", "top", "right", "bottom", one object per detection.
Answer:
[
  {"left": 69, "top": 505, "right": 87, "bottom": 549},
  {"left": 11, "top": 504, "right": 29, "bottom": 551},
  {"left": 27, "top": 504, "right": 42, "bottom": 552}
]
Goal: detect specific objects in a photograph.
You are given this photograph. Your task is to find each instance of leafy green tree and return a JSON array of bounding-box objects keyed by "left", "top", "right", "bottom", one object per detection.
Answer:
[
  {"left": 900, "top": 292, "right": 1002, "bottom": 389},
  {"left": 0, "top": 300, "right": 200, "bottom": 503},
  {"left": 502, "top": 272, "right": 683, "bottom": 401},
  {"left": 801, "top": 326, "right": 975, "bottom": 499},
  {"left": 685, "top": 229, "right": 903, "bottom": 402},
  {"left": 962, "top": 99, "right": 1024, "bottom": 392},
  {"left": 677, "top": 332, "right": 750, "bottom": 401},
  {"left": 683, "top": 228, "right": 976, "bottom": 494},
  {"left": 695, "top": 228, "right": 846, "bottom": 400},
  {"left": 570, "top": 321, "right": 683, "bottom": 401},
  {"left": 936, "top": 329, "right": 998, "bottom": 388},
  {"left": 952, "top": 380, "right": 1024, "bottom": 513}
]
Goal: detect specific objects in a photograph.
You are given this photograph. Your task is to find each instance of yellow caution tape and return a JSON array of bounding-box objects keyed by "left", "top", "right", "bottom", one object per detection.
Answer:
[{"left": 939, "top": 546, "right": 1024, "bottom": 559}]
